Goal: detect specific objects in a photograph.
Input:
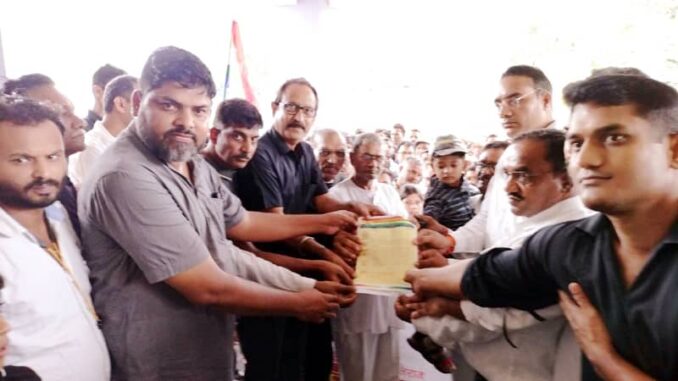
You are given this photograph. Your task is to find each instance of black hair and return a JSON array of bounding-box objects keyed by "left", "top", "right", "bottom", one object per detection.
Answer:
[
  {"left": 513, "top": 129, "right": 566, "bottom": 173},
  {"left": 563, "top": 74, "right": 678, "bottom": 135},
  {"left": 273, "top": 78, "right": 318, "bottom": 110},
  {"left": 2, "top": 73, "right": 54, "bottom": 96},
  {"left": 0, "top": 96, "right": 65, "bottom": 134},
  {"left": 393, "top": 123, "right": 405, "bottom": 133},
  {"left": 140, "top": 46, "right": 216, "bottom": 98},
  {"left": 399, "top": 184, "right": 423, "bottom": 200},
  {"left": 92, "top": 64, "right": 126, "bottom": 88},
  {"left": 215, "top": 98, "right": 262, "bottom": 129},
  {"left": 103, "top": 75, "right": 138, "bottom": 114},
  {"left": 483, "top": 141, "right": 510, "bottom": 150},
  {"left": 589, "top": 67, "right": 648, "bottom": 78},
  {"left": 502, "top": 65, "right": 552, "bottom": 93}
]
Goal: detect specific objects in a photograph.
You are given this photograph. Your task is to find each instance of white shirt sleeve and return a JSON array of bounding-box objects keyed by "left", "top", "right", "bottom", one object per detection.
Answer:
[
  {"left": 460, "top": 301, "right": 564, "bottom": 332},
  {"left": 227, "top": 244, "right": 316, "bottom": 292},
  {"left": 412, "top": 315, "right": 500, "bottom": 348},
  {"left": 451, "top": 201, "right": 488, "bottom": 253}
]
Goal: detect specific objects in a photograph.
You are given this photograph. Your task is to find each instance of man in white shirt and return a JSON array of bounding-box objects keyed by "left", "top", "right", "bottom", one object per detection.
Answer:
[
  {"left": 69, "top": 74, "right": 138, "bottom": 188},
  {"left": 400, "top": 130, "right": 594, "bottom": 381},
  {"left": 330, "top": 133, "right": 408, "bottom": 381},
  {"left": 0, "top": 97, "right": 110, "bottom": 380}
]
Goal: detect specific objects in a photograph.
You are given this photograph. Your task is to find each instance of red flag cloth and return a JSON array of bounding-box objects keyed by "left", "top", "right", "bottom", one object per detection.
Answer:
[{"left": 231, "top": 21, "right": 257, "bottom": 105}]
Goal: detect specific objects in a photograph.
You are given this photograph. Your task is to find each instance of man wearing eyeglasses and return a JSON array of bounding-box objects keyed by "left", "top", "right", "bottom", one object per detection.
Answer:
[{"left": 234, "top": 78, "right": 381, "bottom": 381}]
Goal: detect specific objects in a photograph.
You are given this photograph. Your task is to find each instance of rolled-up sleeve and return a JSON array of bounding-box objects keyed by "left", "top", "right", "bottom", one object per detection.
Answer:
[{"left": 88, "top": 171, "right": 210, "bottom": 284}]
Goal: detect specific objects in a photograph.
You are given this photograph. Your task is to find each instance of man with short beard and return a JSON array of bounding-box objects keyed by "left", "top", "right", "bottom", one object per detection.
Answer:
[
  {"left": 78, "top": 47, "right": 357, "bottom": 381},
  {"left": 2, "top": 74, "right": 87, "bottom": 236},
  {"left": 0, "top": 97, "right": 110, "bottom": 380}
]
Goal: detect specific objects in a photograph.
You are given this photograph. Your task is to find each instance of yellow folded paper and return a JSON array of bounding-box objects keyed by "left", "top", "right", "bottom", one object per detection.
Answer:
[{"left": 355, "top": 216, "right": 417, "bottom": 293}]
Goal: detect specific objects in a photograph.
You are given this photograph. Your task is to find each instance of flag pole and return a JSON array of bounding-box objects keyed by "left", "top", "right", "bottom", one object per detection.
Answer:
[{"left": 223, "top": 21, "right": 235, "bottom": 100}]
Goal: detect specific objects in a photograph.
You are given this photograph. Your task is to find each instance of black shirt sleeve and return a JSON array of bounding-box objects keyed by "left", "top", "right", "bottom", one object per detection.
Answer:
[{"left": 461, "top": 225, "right": 562, "bottom": 311}]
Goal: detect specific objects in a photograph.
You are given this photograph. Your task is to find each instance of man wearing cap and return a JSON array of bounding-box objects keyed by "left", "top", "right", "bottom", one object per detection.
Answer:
[{"left": 423, "top": 135, "right": 479, "bottom": 230}]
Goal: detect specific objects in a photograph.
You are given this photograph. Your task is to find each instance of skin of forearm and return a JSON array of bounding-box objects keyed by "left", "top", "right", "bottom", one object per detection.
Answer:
[
  {"left": 424, "top": 260, "right": 472, "bottom": 297},
  {"left": 234, "top": 240, "right": 318, "bottom": 274},
  {"left": 314, "top": 195, "right": 347, "bottom": 213},
  {"left": 589, "top": 349, "right": 655, "bottom": 381},
  {"left": 207, "top": 276, "right": 305, "bottom": 317},
  {"left": 229, "top": 212, "right": 328, "bottom": 242}
]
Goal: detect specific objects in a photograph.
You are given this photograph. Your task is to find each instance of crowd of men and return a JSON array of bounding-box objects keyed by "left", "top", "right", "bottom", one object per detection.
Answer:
[{"left": 0, "top": 45, "right": 675, "bottom": 381}]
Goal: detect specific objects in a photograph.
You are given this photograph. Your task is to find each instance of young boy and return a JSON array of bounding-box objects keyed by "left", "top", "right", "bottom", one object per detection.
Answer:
[{"left": 423, "top": 135, "right": 479, "bottom": 230}]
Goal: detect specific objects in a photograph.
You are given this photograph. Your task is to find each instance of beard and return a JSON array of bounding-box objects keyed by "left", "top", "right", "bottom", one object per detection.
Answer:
[
  {"left": 0, "top": 177, "right": 63, "bottom": 209},
  {"left": 139, "top": 123, "right": 207, "bottom": 163}
]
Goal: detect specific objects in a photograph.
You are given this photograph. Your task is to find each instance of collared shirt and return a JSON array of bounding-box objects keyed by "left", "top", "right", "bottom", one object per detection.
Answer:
[
  {"left": 78, "top": 124, "right": 315, "bottom": 380},
  {"left": 57, "top": 176, "right": 80, "bottom": 238},
  {"left": 203, "top": 155, "right": 237, "bottom": 193},
  {"left": 461, "top": 214, "right": 678, "bottom": 381},
  {"left": 84, "top": 109, "right": 101, "bottom": 131},
  {"left": 235, "top": 128, "right": 328, "bottom": 214},
  {"left": 0, "top": 204, "right": 110, "bottom": 381},
  {"left": 68, "top": 120, "right": 117, "bottom": 189},
  {"left": 329, "top": 178, "right": 407, "bottom": 334},
  {"left": 424, "top": 177, "right": 479, "bottom": 230}
]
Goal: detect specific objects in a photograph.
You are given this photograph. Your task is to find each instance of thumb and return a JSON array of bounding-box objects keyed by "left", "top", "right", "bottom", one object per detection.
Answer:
[{"left": 568, "top": 282, "right": 590, "bottom": 308}]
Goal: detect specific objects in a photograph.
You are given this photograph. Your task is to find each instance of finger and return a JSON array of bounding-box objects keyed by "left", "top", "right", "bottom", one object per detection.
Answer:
[
  {"left": 568, "top": 282, "right": 590, "bottom": 308},
  {"left": 324, "top": 310, "right": 337, "bottom": 319},
  {"left": 335, "top": 267, "right": 353, "bottom": 285},
  {"left": 558, "top": 290, "right": 577, "bottom": 318}
]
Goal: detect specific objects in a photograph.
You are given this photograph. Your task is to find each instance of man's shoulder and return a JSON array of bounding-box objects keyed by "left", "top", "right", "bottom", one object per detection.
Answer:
[{"left": 528, "top": 214, "right": 602, "bottom": 246}]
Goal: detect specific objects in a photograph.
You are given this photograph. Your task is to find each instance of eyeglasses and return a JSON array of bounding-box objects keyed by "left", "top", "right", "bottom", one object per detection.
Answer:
[
  {"left": 319, "top": 149, "right": 346, "bottom": 159},
  {"left": 494, "top": 89, "right": 541, "bottom": 110},
  {"left": 503, "top": 169, "right": 553, "bottom": 185},
  {"left": 280, "top": 102, "right": 316, "bottom": 117},
  {"left": 476, "top": 161, "right": 497, "bottom": 172},
  {"left": 359, "top": 153, "right": 385, "bottom": 163}
]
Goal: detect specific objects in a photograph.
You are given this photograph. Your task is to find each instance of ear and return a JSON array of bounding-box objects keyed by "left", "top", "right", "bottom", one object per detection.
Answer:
[
  {"left": 271, "top": 101, "right": 279, "bottom": 116},
  {"left": 541, "top": 90, "right": 552, "bottom": 110},
  {"left": 132, "top": 90, "right": 142, "bottom": 116},
  {"left": 113, "top": 96, "right": 127, "bottom": 114},
  {"left": 92, "top": 85, "right": 103, "bottom": 98},
  {"left": 669, "top": 133, "right": 678, "bottom": 169},
  {"left": 209, "top": 128, "right": 220, "bottom": 144},
  {"left": 557, "top": 171, "right": 573, "bottom": 193}
]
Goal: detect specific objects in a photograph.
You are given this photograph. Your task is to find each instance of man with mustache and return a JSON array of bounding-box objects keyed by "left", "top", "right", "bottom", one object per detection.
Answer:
[
  {"left": 0, "top": 97, "right": 110, "bottom": 380},
  {"left": 313, "top": 128, "right": 348, "bottom": 188},
  {"left": 2, "top": 74, "right": 87, "bottom": 237},
  {"left": 405, "top": 74, "right": 678, "bottom": 381},
  {"left": 401, "top": 130, "right": 592, "bottom": 381},
  {"left": 329, "top": 133, "right": 409, "bottom": 381},
  {"left": 78, "top": 47, "right": 357, "bottom": 381},
  {"left": 234, "top": 78, "right": 381, "bottom": 381}
]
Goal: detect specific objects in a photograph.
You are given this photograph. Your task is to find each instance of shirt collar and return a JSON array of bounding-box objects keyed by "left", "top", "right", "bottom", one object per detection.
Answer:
[
  {"left": 574, "top": 213, "right": 678, "bottom": 246},
  {"left": 268, "top": 129, "right": 304, "bottom": 157},
  {"left": 91, "top": 120, "right": 116, "bottom": 143},
  {"left": 0, "top": 204, "right": 64, "bottom": 242}
]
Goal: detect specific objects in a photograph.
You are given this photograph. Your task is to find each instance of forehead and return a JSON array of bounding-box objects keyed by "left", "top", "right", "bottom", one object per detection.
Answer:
[
  {"left": 320, "top": 133, "right": 345, "bottom": 149},
  {"left": 434, "top": 155, "right": 465, "bottom": 164},
  {"left": 146, "top": 81, "right": 212, "bottom": 107},
  {"left": 497, "top": 75, "right": 536, "bottom": 98},
  {"left": 479, "top": 147, "right": 504, "bottom": 162},
  {"left": 280, "top": 83, "right": 317, "bottom": 107},
  {"left": 0, "top": 120, "right": 64, "bottom": 155},
  {"left": 356, "top": 141, "right": 383, "bottom": 153},
  {"left": 222, "top": 125, "right": 260, "bottom": 137},
  {"left": 568, "top": 103, "right": 646, "bottom": 136},
  {"left": 503, "top": 140, "right": 549, "bottom": 170}
]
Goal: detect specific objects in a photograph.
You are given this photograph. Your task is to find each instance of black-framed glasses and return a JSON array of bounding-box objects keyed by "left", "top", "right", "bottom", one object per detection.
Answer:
[
  {"left": 476, "top": 161, "right": 498, "bottom": 171},
  {"left": 281, "top": 102, "right": 316, "bottom": 117},
  {"left": 503, "top": 169, "right": 553, "bottom": 185}
]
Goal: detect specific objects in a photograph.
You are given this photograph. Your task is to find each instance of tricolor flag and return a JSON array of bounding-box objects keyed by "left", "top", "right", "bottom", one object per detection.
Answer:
[{"left": 224, "top": 21, "right": 257, "bottom": 105}]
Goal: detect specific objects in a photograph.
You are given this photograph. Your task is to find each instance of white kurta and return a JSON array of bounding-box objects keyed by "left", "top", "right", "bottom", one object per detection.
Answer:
[
  {"left": 0, "top": 203, "right": 111, "bottom": 380},
  {"left": 68, "top": 121, "right": 117, "bottom": 188},
  {"left": 329, "top": 178, "right": 408, "bottom": 381}
]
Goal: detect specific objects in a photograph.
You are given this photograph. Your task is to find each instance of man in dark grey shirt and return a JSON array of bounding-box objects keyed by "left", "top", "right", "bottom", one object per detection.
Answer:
[
  {"left": 405, "top": 74, "right": 678, "bottom": 380},
  {"left": 78, "top": 46, "right": 356, "bottom": 381}
]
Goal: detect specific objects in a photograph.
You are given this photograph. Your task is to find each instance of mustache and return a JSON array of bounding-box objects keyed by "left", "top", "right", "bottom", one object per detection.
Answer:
[
  {"left": 164, "top": 127, "right": 197, "bottom": 142},
  {"left": 507, "top": 192, "right": 524, "bottom": 202},
  {"left": 24, "top": 178, "right": 61, "bottom": 191},
  {"left": 286, "top": 121, "right": 306, "bottom": 130}
]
